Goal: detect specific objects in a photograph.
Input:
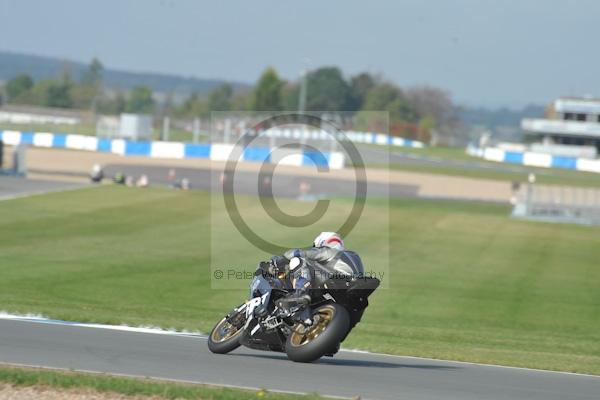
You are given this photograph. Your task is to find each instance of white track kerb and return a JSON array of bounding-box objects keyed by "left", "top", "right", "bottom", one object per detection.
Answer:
[{"left": 1, "top": 312, "right": 598, "bottom": 379}]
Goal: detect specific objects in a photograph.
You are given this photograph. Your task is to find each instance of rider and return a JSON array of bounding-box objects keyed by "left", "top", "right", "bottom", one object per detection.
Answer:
[{"left": 267, "top": 232, "right": 361, "bottom": 308}]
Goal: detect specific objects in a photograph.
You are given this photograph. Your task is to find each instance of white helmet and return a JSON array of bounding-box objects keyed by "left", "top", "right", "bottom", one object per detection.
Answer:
[{"left": 313, "top": 232, "right": 344, "bottom": 250}]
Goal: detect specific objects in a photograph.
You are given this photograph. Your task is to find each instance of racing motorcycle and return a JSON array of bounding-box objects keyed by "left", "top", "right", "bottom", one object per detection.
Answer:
[{"left": 207, "top": 255, "right": 379, "bottom": 362}]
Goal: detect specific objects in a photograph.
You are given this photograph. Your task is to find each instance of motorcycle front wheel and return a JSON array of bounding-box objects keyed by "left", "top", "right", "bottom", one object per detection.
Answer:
[
  {"left": 285, "top": 302, "right": 349, "bottom": 363},
  {"left": 207, "top": 306, "right": 246, "bottom": 354}
]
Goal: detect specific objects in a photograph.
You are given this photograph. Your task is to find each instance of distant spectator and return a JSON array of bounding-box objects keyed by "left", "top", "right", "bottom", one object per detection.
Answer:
[
  {"left": 90, "top": 164, "right": 104, "bottom": 183},
  {"left": 136, "top": 174, "right": 149, "bottom": 188},
  {"left": 259, "top": 176, "right": 272, "bottom": 196},
  {"left": 126, "top": 176, "right": 134, "bottom": 187},
  {"left": 113, "top": 172, "right": 126, "bottom": 185},
  {"left": 181, "top": 178, "right": 190, "bottom": 191},
  {"left": 299, "top": 181, "right": 311, "bottom": 196},
  {"left": 168, "top": 168, "right": 177, "bottom": 188}
]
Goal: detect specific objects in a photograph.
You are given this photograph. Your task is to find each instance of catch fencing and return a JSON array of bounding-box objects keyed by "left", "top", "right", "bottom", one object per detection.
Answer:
[{"left": 512, "top": 184, "right": 600, "bottom": 225}]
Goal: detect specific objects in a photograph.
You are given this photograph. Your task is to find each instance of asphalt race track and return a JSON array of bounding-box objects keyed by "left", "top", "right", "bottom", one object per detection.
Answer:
[
  {"left": 1, "top": 319, "right": 599, "bottom": 400},
  {"left": 0, "top": 175, "right": 84, "bottom": 200},
  {"left": 102, "top": 164, "right": 419, "bottom": 199}
]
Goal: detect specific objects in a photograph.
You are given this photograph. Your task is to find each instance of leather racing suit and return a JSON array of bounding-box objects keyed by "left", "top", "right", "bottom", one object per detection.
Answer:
[{"left": 280, "top": 246, "right": 362, "bottom": 291}]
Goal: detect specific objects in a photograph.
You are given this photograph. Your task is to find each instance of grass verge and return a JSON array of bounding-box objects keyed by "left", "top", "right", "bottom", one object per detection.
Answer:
[
  {"left": 0, "top": 364, "right": 322, "bottom": 399},
  {"left": 0, "top": 186, "right": 599, "bottom": 374}
]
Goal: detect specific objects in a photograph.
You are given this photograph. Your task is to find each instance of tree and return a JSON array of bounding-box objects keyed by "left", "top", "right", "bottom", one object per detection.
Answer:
[
  {"left": 281, "top": 83, "right": 299, "bottom": 110},
  {"left": 251, "top": 67, "right": 284, "bottom": 111},
  {"left": 114, "top": 92, "right": 127, "bottom": 114},
  {"left": 26, "top": 80, "right": 54, "bottom": 106},
  {"left": 208, "top": 83, "right": 233, "bottom": 111},
  {"left": 6, "top": 74, "right": 33, "bottom": 101},
  {"left": 305, "top": 67, "right": 352, "bottom": 111},
  {"left": 360, "top": 82, "right": 419, "bottom": 137},
  {"left": 71, "top": 84, "right": 97, "bottom": 109},
  {"left": 46, "top": 84, "right": 72, "bottom": 108},
  {"left": 126, "top": 86, "right": 154, "bottom": 113},
  {"left": 176, "top": 92, "right": 208, "bottom": 117},
  {"left": 387, "top": 98, "right": 417, "bottom": 122},
  {"left": 45, "top": 69, "right": 74, "bottom": 108},
  {"left": 404, "top": 86, "right": 463, "bottom": 144},
  {"left": 405, "top": 86, "right": 457, "bottom": 127},
  {"left": 231, "top": 90, "right": 252, "bottom": 111},
  {"left": 362, "top": 83, "right": 417, "bottom": 122},
  {"left": 362, "top": 83, "right": 401, "bottom": 110},
  {"left": 82, "top": 58, "right": 103, "bottom": 87},
  {"left": 349, "top": 72, "right": 376, "bottom": 111},
  {"left": 77, "top": 58, "right": 104, "bottom": 110}
]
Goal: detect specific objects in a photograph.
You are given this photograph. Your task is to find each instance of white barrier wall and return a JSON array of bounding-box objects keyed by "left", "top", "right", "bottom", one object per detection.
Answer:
[
  {"left": 0, "top": 131, "right": 348, "bottom": 170},
  {"left": 468, "top": 145, "right": 600, "bottom": 174}
]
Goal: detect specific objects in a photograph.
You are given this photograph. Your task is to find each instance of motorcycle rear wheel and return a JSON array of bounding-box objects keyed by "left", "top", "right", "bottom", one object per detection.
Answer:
[
  {"left": 207, "top": 307, "right": 245, "bottom": 354},
  {"left": 285, "top": 302, "right": 349, "bottom": 363}
]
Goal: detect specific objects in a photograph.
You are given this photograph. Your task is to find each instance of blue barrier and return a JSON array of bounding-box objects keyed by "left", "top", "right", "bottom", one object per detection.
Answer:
[
  {"left": 97, "top": 138, "right": 113, "bottom": 152},
  {"left": 183, "top": 144, "right": 210, "bottom": 158},
  {"left": 52, "top": 134, "right": 67, "bottom": 148},
  {"left": 551, "top": 156, "right": 578, "bottom": 170},
  {"left": 20, "top": 132, "right": 35, "bottom": 144},
  {"left": 124, "top": 141, "right": 152, "bottom": 156},
  {"left": 302, "top": 150, "right": 329, "bottom": 167},
  {"left": 504, "top": 151, "right": 524, "bottom": 164},
  {"left": 243, "top": 146, "right": 271, "bottom": 162}
]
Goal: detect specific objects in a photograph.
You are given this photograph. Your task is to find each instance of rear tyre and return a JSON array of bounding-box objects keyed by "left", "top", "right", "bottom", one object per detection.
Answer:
[
  {"left": 207, "top": 307, "right": 245, "bottom": 354},
  {"left": 285, "top": 302, "right": 349, "bottom": 363}
]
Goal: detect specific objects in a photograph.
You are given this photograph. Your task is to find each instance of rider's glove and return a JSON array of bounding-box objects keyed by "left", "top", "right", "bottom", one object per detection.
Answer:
[
  {"left": 271, "top": 255, "right": 288, "bottom": 269},
  {"left": 255, "top": 261, "right": 273, "bottom": 277}
]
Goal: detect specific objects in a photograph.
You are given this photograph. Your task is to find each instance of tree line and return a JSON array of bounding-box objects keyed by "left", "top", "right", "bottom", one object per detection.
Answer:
[
  {"left": 3, "top": 58, "right": 154, "bottom": 115},
  {"left": 1, "top": 59, "right": 461, "bottom": 141}
]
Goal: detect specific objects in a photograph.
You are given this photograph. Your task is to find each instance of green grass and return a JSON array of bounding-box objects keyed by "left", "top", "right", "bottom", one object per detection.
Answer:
[
  {"left": 386, "top": 162, "right": 600, "bottom": 187},
  {"left": 0, "top": 122, "right": 98, "bottom": 136},
  {"left": 0, "top": 186, "right": 599, "bottom": 375},
  {"left": 371, "top": 145, "right": 600, "bottom": 188},
  {"left": 382, "top": 144, "right": 477, "bottom": 161},
  {"left": 0, "top": 365, "right": 322, "bottom": 399}
]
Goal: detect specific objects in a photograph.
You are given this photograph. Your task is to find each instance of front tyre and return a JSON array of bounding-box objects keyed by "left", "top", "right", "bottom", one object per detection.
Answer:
[
  {"left": 207, "top": 307, "right": 245, "bottom": 354},
  {"left": 285, "top": 303, "right": 349, "bottom": 363}
]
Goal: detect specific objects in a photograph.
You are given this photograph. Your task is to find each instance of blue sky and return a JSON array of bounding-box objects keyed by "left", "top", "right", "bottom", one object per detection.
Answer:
[{"left": 0, "top": 0, "right": 598, "bottom": 108}]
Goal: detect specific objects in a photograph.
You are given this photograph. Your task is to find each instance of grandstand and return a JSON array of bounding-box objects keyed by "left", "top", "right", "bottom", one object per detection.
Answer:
[{"left": 522, "top": 97, "right": 600, "bottom": 157}]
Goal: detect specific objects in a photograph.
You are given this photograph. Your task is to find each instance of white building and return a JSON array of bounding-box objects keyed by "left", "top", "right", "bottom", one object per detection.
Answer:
[{"left": 522, "top": 97, "right": 600, "bottom": 157}]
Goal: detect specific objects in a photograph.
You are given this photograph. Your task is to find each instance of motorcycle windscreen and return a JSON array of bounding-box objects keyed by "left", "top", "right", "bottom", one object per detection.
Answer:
[{"left": 249, "top": 275, "right": 272, "bottom": 299}]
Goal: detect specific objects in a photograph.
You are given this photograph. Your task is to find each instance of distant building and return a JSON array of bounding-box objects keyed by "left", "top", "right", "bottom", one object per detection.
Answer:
[
  {"left": 522, "top": 97, "right": 600, "bottom": 156},
  {"left": 119, "top": 113, "right": 153, "bottom": 140},
  {"left": 96, "top": 113, "right": 153, "bottom": 140}
]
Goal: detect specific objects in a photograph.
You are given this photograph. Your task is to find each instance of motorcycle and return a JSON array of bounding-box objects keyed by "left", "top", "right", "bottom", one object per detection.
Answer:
[{"left": 207, "top": 254, "right": 380, "bottom": 362}]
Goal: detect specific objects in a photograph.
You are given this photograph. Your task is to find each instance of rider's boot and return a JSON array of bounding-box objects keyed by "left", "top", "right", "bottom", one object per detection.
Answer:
[{"left": 277, "top": 290, "right": 310, "bottom": 310}]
